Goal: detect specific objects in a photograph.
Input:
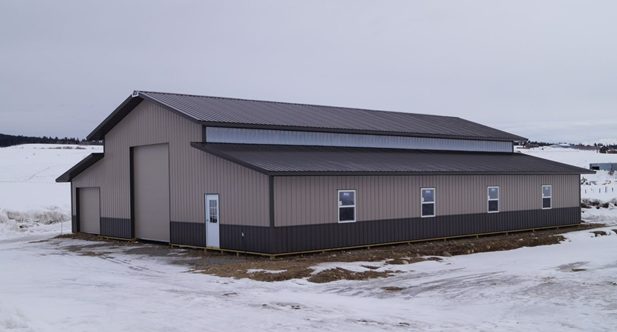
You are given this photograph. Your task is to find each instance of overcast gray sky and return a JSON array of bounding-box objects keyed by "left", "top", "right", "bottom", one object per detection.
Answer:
[{"left": 1, "top": 1, "right": 616, "bottom": 143}]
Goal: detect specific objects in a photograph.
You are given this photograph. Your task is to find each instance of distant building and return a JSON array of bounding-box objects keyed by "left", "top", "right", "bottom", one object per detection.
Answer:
[{"left": 589, "top": 163, "right": 617, "bottom": 171}]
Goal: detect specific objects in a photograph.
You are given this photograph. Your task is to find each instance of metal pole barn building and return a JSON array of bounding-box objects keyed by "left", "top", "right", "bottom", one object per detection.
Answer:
[{"left": 57, "top": 91, "right": 594, "bottom": 256}]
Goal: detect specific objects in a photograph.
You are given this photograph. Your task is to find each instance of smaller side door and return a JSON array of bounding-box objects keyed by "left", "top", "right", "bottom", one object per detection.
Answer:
[
  {"left": 205, "top": 194, "right": 220, "bottom": 248},
  {"left": 79, "top": 187, "right": 100, "bottom": 234}
]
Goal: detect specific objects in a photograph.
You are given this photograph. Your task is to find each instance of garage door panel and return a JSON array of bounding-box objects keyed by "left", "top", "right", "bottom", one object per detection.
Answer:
[
  {"left": 79, "top": 187, "right": 100, "bottom": 234},
  {"left": 133, "top": 144, "right": 170, "bottom": 242}
]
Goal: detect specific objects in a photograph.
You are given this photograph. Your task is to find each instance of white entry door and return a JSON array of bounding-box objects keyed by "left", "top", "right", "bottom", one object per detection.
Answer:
[{"left": 205, "top": 194, "right": 220, "bottom": 248}]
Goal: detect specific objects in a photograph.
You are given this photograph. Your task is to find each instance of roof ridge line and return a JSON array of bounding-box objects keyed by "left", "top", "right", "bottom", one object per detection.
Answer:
[{"left": 137, "top": 90, "right": 459, "bottom": 119}]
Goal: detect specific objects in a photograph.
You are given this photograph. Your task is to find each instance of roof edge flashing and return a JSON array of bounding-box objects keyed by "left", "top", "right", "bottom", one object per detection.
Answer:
[
  {"left": 86, "top": 95, "right": 144, "bottom": 141},
  {"left": 190, "top": 142, "right": 271, "bottom": 175},
  {"left": 55, "top": 153, "right": 104, "bottom": 183}
]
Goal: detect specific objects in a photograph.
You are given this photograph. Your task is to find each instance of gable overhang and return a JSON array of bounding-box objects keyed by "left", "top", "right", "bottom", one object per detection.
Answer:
[
  {"left": 86, "top": 93, "right": 202, "bottom": 141},
  {"left": 55, "top": 153, "right": 105, "bottom": 182}
]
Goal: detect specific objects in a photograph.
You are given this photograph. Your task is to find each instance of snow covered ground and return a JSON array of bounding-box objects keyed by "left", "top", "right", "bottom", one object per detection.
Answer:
[
  {"left": 1, "top": 225, "right": 616, "bottom": 331},
  {"left": 1, "top": 144, "right": 617, "bottom": 331},
  {"left": 0, "top": 144, "right": 102, "bottom": 240}
]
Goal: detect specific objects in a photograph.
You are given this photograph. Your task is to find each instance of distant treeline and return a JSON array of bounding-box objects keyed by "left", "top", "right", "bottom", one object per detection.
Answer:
[
  {"left": 523, "top": 141, "right": 553, "bottom": 147},
  {"left": 0, "top": 133, "right": 101, "bottom": 147}
]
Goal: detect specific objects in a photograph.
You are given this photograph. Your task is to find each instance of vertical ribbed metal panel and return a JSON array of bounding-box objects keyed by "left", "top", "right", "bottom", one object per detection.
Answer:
[
  {"left": 273, "top": 174, "right": 580, "bottom": 226},
  {"left": 100, "top": 218, "right": 132, "bottom": 238},
  {"left": 170, "top": 221, "right": 206, "bottom": 247},
  {"left": 206, "top": 127, "right": 513, "bottom": 152},
  {"left": 220, "top": 208, "right": 580, "bottom": 254},
  {"left": 71, "top": 100, "right": 270, "bottom": 228},
  {"left": 220, "top": 224, "right": 273, "bottom": 253}
]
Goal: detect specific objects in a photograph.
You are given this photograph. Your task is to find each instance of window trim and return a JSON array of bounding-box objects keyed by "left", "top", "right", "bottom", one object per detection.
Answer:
[
  {"left": 542, "top": 185, "right": 552, "bottom": 210},
  {"left": 421, "top": 188, "right": 436, "bottom": 218},
  {"left": 487, "top": 186, "right": 500, "bottom": 213},
  {"left": 337, "top": 189, "right": 356, "bottom": 223}
]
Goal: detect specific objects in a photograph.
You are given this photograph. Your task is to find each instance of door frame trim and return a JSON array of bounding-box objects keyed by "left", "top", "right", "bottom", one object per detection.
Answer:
[
  {"left": 75, "top": 187, "right": 81, "bottom": 233},
  {"left": 204, "top": 193, "right": 220, "bottom": 248}
]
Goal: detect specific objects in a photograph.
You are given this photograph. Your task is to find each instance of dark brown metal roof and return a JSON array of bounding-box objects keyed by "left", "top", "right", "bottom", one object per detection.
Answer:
[
  {"left": 191, "top": 143, "right": 594, "bottom": 175},
  {"left": 55, "top": 153, "right": 104, "bottom": 182},
  {"left": 88, "top": 91, "right": 527, "bottom": 141}
]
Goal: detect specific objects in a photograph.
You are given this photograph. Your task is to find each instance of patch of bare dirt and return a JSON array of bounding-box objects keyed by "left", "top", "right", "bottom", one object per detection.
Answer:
[
  {"left": 29, "top": 238, "right": 53, "bottom": 244},
  {"left": 361, "top": 265, "right": 380, "bottom": 270},
  {"left": 191, "top": 224, "right": 603, "bottom": 283},
  {"left": 572, "top": 268, "right": 587, "bottom": 272},
  {"left": 63, "top": 243, "right": 114, "bottom": 257},
  {"left": 382, "top": 286, "right": 405, "bottom": 292},
  {"left": 386, "top": 256, "right": 442, "bottom": 265},
  {"left": 308, "top": 268, "right": 398, "bottom": 283},
  {"left": 53, "top": 232, "right": 243, "bottom": 265},
  {"left": 192, "top": 260, "right": 313, "bottom": 282},
  {"left": 591, "top": 231, "right": 608, "bottom": 237},
  {"left": 55, "top": 232, "right": 138, "bottom": 246}
]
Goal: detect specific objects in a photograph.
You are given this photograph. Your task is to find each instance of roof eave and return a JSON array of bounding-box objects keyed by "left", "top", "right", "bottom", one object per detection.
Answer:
[
  {"left": 519, "top": 154, "right": 596, "bottom": 175},
  {"left": 87, "top": 96, "right": 143, "bottom": 141},
  {"left": 190, "top": 142, "right": 270, "bottom": 174},
  {"left": 55, "top": 153, "right": 104, "bottom": 182},
  {"left": 265, "top": 171, "right": 593, "bottom": 176},
  {"left": 191, "top": 142, "right": 594, "bottom": 176}
]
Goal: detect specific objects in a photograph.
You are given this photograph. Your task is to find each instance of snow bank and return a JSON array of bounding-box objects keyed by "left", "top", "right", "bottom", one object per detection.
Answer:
[
  {"left": 582, "top": 206, "right": 617, "bottom": 225},
  {"left": 0, "top": 208, "right": 71, "bottom": 241}
]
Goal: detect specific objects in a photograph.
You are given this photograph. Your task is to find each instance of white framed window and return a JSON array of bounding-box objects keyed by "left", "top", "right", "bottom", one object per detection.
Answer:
[
  {"left": 542, "top": 185, "right": 552, "bottom": 209},
  {"left": 338, "top": 190, "right": 356, "bottom": 223},
  {"left": 421, "top": 188, "right": 436, "bottom": 217},
  {"left": 488, "top": 186, "right": 499, "bottom": 213}
]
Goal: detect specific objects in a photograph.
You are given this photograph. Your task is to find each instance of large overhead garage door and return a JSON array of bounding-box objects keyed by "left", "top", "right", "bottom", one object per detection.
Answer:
[
  {"left": 133, "top": 144, "right": 170, "bottom": 242},
  {"left": 79, "top": 187, "right": 100, "bottom": 234}
]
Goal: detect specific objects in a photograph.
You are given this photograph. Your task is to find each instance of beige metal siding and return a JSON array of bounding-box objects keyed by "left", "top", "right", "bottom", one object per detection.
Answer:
[
  {"left": 274, "top": 175, "right": 580, "bottom": 226},
  {"left": 72, "top": 100, "right": 269, "bottom": 227}
]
